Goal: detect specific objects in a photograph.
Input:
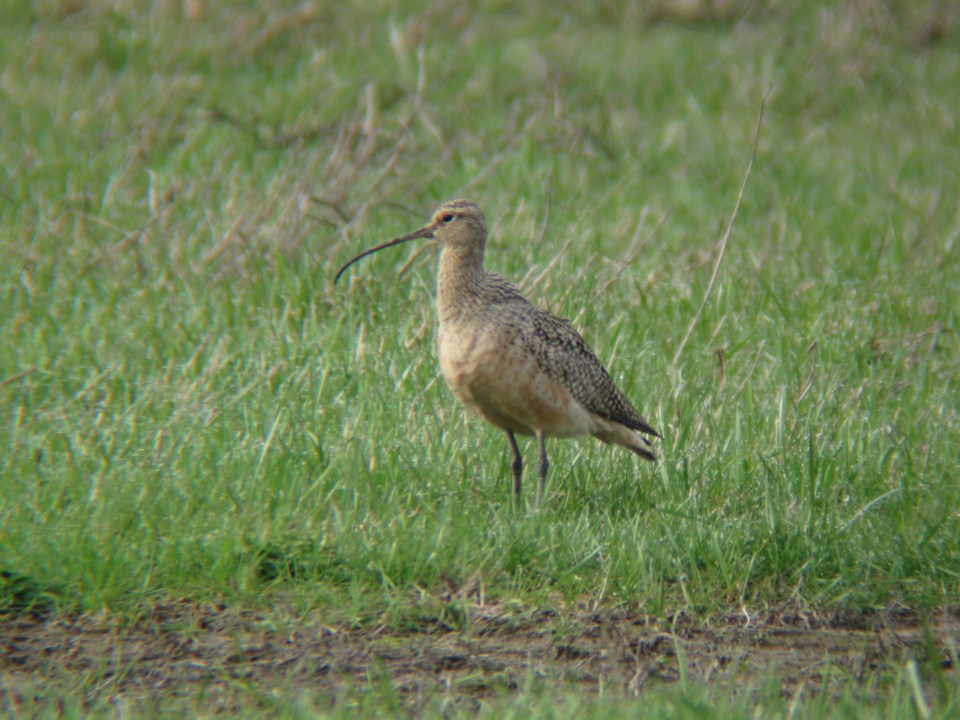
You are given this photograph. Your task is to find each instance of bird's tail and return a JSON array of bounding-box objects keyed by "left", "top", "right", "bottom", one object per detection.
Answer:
[
  {"left": 628, "top": 443, "right": 656, "bottom": 462},
  {"left": 591, "top": 418, "right": 659, "bottom": 462}
]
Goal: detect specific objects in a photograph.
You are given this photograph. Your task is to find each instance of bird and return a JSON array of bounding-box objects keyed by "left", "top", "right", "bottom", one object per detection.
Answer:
[{"left": 335, "top": 200, "right": 661, "bottom": 508}]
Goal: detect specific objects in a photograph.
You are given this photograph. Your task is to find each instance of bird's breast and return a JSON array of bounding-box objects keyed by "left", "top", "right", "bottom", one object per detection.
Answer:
[
  {"left": 437, "top": 320, "right": 495, "bottom": 405},
  {"left": 437, "top": 319, "right": 593, "bottom": 437}
]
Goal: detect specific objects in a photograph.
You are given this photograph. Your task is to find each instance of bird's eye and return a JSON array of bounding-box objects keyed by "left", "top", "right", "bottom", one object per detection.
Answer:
[{"left": 441, "top": 213, "right": 455, "bottom": 223}]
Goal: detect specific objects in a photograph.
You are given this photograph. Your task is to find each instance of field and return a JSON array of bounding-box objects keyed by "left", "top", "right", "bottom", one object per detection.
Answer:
[{"left": 1, "top": 1, "right": 959, "bottom": 717}]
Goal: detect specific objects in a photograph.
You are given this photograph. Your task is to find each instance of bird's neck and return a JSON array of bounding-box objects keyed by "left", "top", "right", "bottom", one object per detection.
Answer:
[{"left": 438, "top": 244, "right": 486, "bottom": 322}]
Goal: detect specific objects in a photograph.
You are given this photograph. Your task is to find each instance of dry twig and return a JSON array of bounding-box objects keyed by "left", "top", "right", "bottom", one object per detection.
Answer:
[{"left": 671, "top": 90, "right": 769, "bottom": 366}]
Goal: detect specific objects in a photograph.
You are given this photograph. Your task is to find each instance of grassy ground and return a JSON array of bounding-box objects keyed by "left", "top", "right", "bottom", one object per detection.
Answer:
[{"left": 1, "top": 0, "right": 959, "bottom": 716}]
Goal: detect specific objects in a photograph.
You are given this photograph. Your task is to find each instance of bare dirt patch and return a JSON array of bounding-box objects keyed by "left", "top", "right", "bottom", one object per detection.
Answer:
[{"left": 2, "top": 601, "right": 957, "bottom": 714}]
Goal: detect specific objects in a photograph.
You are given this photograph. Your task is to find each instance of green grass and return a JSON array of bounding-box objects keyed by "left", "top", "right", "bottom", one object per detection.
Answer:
[
  {"left": 8, "top": 652, "right": 959, "bottom": 720},
  {"left": 2, "top": 0, "right": 959, "bottom": 716}
]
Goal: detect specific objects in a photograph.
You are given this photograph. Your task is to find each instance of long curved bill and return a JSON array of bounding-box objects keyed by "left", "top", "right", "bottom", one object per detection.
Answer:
[{"left": 334, "top": 224, "right": 435, "bottom": 284}]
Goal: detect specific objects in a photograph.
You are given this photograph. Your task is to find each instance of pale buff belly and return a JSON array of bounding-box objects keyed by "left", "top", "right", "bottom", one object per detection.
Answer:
[{"left": 438, "top": 322, "right": 595, "bottom": 438}]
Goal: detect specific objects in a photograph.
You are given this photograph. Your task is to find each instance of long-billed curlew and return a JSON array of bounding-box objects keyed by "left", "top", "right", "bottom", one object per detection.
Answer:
[{"left": 335, "top": 200, "right": 661, "bottom": 508}]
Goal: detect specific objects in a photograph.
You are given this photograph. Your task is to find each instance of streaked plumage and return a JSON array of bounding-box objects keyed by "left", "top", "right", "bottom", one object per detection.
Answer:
[{"left": 336, "top": 200, "right": 661, "bottom": 507}]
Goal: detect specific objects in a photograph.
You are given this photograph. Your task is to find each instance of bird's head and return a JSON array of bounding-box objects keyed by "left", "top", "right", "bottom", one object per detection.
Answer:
[{"left": 334, "top": 199, "right": 487, "bottom": 283}]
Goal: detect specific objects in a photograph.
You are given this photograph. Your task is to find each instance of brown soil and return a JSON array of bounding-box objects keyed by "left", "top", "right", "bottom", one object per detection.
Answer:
[{"left": 1, "top": 601, "right": 957, "bottom": 714}]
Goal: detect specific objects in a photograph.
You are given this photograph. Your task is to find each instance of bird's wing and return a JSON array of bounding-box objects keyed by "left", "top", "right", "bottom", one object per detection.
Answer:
[
  {"left": 521, "top": 301, "right": 661, "bottom": 440},
  {"left": 482, "top": 272, "right": 660, "bottom": 439}
]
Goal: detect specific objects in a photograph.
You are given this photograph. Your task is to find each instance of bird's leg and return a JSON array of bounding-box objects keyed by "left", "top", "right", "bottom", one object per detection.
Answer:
[
  {"left": 535, "top": 431, "right": 549, "bottom": 510},
  {"left": 506, "top": 431, "right": 523, "bottom": 504}
]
